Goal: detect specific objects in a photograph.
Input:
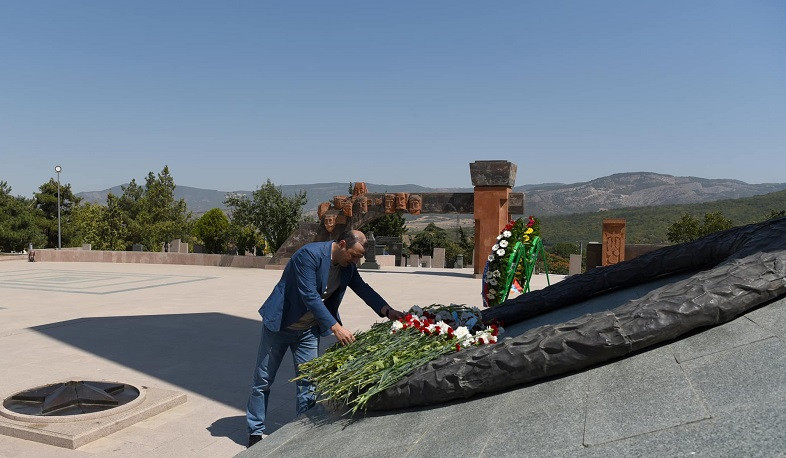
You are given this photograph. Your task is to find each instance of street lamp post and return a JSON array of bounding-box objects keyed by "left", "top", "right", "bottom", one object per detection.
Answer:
[{"left": 55, "top": 165, "right": 62, "bottom": 249}]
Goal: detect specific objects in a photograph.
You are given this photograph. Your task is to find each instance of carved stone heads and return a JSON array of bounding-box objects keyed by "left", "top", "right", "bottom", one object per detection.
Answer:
[
  {"left": 352, "top": 182, "right": 368, "bottom": 196},
  {"left": 358, "top": 196, "right": 368, "bottom": 214},
  {"left": 324, "top": 213, "right": 337, "bottom": 233},
  {"left": 407, "top": 194, "right": 422, "bottom": 215},
  {"left": 384, "top": 194, "right": 395, "bottom": 214},
  {"left": 317, "top": 202, "right": 330, "bottom": 220},
  {"left": 333, "top": 195, "right": 348, "bottom": 210},
  {"left": 395, "top": 193, "right": 409, "bottom": 211},
  {"left": 342, "top": 199, "right": 353, "bottom": 217}
]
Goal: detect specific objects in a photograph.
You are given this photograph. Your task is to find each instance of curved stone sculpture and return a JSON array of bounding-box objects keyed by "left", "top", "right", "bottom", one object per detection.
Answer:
[{"left": 368, "top": 217, "right": 786, "bottom": 410}]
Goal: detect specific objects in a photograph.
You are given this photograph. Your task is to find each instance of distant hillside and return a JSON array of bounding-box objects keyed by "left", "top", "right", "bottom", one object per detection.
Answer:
[
  {"left": 539, "top": 189, "right": 786, "bottom": 246},
  {"left": 517, "top": 172, "right": 786, "bottom": 215},
  {"left": 75, "top": 172, "right": 786, "bottom": 217}
]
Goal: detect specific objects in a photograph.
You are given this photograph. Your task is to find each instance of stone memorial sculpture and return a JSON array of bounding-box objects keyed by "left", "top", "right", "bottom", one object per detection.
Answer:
[{"left": 368, "top": 217, "right": 786, "bottom": 409}]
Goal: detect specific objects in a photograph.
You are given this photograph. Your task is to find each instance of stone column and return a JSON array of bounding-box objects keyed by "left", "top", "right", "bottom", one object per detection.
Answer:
[
  {"left": 602, "top": 219, "right": 626, "bottom": 266},
  {"left": 470, "top": 160, "right": 517, "bottom": 277}
]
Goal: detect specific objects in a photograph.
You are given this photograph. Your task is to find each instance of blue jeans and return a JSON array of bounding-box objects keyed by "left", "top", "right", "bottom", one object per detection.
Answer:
[{"left": 246, "top": 325, "right": 319, "bottom": 435}]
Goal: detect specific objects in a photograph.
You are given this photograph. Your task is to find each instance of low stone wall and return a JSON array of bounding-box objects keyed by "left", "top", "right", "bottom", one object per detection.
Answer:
[{"left": 30, "top": 249, "right": 269, "bottom": 269}]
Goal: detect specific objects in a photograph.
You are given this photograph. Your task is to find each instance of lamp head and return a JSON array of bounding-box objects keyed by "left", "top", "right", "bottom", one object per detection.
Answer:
[{"left": 55, "top": 165, "right": 62, "bottom": 173}]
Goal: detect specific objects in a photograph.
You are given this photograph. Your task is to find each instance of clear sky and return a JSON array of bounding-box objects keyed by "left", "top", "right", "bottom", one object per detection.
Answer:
[{"left": 2, "top": 1, "right": 784, "bottom": 198}]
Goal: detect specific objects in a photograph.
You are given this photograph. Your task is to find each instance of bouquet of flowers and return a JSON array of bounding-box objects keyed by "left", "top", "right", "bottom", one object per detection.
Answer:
[
  {"left": 294, "top": 304, "right": 503, "bottom": 413},
  {"left": 482, "top": 216, "right": 538, "bottom": 307}
]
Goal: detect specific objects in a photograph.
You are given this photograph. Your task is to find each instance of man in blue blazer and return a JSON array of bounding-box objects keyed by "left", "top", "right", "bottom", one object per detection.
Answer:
[{"left": 246, "top": 230, "right": 403, "bottom": 446}]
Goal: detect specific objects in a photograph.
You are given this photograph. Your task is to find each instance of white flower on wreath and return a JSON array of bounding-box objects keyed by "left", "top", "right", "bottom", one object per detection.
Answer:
[
  {"left": 454, "top": 326, "right": 471, "bottom": 342},
  {"left": 390, "top": 321, "right": 404, "bottom": 333},
  {"left": 496, "top": 234, "right": 503, "bottom": 241},
  {"left": 435, "top": 321, "right": 451, "bottom": 335},
  {"left": 488, "top": 288, "right": 496, "bottom": 294},
  {"left": 493, "top": 270, "right": 501, "bottom": 278},
  {"left": 488, "top": 278, "right": 497, "bottom": 286},
  {"left": 496, "top": 249, "right": 505, "bottom": 256},
  {"left": 488, "top": 254, "right": 494, "bottom": 262},
  {"left": 503, "top": 230, "right": 512, "bottom": 237},
  {"left": 492, "top": 244, "right": 499, "bottom": 251},
  {"left": 499, "top": 240, "right": 508, "bottom": 248}
]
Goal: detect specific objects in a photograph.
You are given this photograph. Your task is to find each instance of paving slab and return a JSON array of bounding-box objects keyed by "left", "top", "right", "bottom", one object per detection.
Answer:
[
  {"left": 583, "top": 346, "right": 710, "bottom": 446},
  {"left": 680, "top": 337, "right": 786, "bottom": 415},
  {"left": 669, "top": 315, "right": 775, "bottom": 363},
  {"left": 744, "top": 295, "right": 786, "bottom": 341}
]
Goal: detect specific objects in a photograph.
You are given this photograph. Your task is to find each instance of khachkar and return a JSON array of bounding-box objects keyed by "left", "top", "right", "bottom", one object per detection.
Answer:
[{"left": 268, "top": 160, "right": 524, "bottom": 274}]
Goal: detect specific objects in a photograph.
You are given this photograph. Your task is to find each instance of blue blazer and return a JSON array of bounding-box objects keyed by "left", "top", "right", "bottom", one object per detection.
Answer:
[{"left": 259, "top": 241, "right": 389, "bottom": 336}]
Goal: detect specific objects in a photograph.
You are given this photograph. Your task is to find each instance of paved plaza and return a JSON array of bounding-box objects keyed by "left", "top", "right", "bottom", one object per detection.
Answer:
[
  {"left": 2, "top": 257, "right": 784, "bottom": 457},
  {"left": 0, "top": 259, "right": 552, "bottom": 457}
]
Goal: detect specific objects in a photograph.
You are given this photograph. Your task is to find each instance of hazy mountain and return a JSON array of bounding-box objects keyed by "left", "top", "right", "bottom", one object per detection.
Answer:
[
  {"left": 76, "top": 172, "right": 786, "bottom": 217},
  {"left": 516, "top": 172, "right": 786, "bottom": 215}
]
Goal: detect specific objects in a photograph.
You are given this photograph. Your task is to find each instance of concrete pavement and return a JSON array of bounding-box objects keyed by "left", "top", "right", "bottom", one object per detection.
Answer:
[{"left": 0, "top": 259, "right": 559, "bottom": 457}]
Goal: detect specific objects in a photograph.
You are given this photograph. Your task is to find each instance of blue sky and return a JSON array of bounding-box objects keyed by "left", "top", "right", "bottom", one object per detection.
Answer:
[{"left": 2, "top": 1, "right": 784, "bottom": 198}]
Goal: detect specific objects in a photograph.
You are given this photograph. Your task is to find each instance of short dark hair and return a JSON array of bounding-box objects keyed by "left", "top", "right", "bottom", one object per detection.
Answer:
[{"left": 336, "top": 230, "right": 365, "bottom": 248}]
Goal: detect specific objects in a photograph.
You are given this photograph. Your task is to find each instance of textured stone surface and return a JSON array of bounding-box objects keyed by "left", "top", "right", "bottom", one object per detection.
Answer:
[
  {"left": 744, "top": 295, "right": 786, "bottom": 340},
  {"left": 670, "top": 315, "right": 774, "bottom": 363},
  {"left": 583, "top": 346, "right": 709, "bottom": 445},
  {"left": 680, "top": 337, "right": 786, "bottom": 415},
  {"left": 469, "top": 160, "right": 517, "bottom": 187}
]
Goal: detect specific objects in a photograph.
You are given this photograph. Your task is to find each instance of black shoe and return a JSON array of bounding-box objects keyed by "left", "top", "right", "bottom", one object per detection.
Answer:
[{"left": 248, "top": 434, "right": 264, "bottom": 448}]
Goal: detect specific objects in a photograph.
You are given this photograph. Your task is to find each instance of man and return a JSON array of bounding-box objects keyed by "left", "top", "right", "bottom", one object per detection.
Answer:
[{"left": 246, "top": 230, "right": 404, "bottom": 447}]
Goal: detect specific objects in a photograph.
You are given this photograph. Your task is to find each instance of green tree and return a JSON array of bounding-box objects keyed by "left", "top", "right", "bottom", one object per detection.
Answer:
[
  {"left": 137, "top": 166, "right": 192, "bottom": 251},
  {"left": 359, "top": 213, "right": 408, "bottom": 238},
  {"left": 698, "top": 211, "right": 733, "bottom": 237},
  {"left": 666, "top": 213, "right": 701, "bottom": 244},
  {"left": 456, "top": 223, "right": 474, "bottom": 266},
  {"left": 763, "top": 209, "right": 786, "bottom": 221},
  {"left": 192, "top": 208, "right": 231, "bottom": 254},
  {"left": 69, "top": 196, "right": 128, "bottom": 251},
  {"left": 114, "top": 178, "right": 145, "bottom": 246},
  {"left": 104, "top": 166, "right": 191, "bottom": 251},
  {"left": 228, "top": 222, "right": 266, "bottom": 255},
  {"left": 667, "top": 211, "right": 733, "bottom": 244},
  {"left": 0, "top": 181, "right": 45, "bottom": 251},
  {"left": 33, "top": 178, "right": 81, "bottom": 248},
  {"left": 224, "top": 179, "right": 307, "bottom": 252},
  {"left": 409, "top": 223, "right": 461, "bottom": 267}
]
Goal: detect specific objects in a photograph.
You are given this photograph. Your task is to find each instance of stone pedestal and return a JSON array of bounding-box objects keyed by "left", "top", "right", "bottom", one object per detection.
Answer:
[
  {"left": 406, "top": 255, "right": 420, "bottom": 268},
  {"left": 376, "top": 255, "right": 396, "bottom": 267},
  {"left": 602, "top": 219, "right": 626, "bottom": 266},
  {"left": 569, "top": 254, "right": 582, "bottom": 275},
  {"left": 432, "top": 248, "right": 446, "bottom": 268},
  {"left": 421, "top": 255, "right": 432, "bottom": 268},
  {"left": 471, "top": 160, "right": 517, "bottom": 276}
]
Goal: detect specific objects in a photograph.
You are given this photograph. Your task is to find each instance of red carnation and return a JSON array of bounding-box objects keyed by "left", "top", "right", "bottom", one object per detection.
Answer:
[{"left": 455, "top": 343, "right": 461, "bottom": 352}]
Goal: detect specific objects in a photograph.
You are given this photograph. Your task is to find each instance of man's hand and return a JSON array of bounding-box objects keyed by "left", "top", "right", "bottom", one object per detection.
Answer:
[
  {"left": 382, "top": 306, "right": 405, "bottom": 321},
  {"left": 330, "top": 323, "right": 356, "bottom": 345}
]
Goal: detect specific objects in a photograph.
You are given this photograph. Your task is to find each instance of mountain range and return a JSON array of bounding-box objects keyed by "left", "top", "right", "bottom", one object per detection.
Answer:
[{"left": 76, "top": 172, "right": 786, "bottom": 217}]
